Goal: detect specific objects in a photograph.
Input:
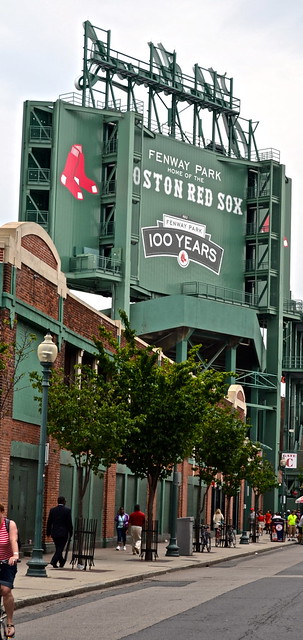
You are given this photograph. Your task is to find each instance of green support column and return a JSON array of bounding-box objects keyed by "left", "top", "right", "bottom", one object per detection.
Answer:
[
  {"left": 262, "top": 164, "right": 286, "bottom": 513},
  {"left": 166, "top": 339, "right": 188, "bottom": 557},
  {"left": 112, "top": 112, "right": 136, "bottom": 319},
  {"left": 225, "top": 345, "right": 237, "bottom": 385}
]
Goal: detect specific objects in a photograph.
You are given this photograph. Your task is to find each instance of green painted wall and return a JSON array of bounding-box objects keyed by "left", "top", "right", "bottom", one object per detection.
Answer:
[
  {"left": 13, "top": 323, "right": 43, "bottom": 425},
  {"left": 138, "top": 133, "right": 247, "bottom": 295},
  {"left": 51, "top": 101, "right": 103, "bottom": 273}
]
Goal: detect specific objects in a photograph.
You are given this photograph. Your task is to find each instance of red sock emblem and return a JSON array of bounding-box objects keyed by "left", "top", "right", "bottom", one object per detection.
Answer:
[{"left": 60, "top": 145, "right": 98, "bottom": 200}]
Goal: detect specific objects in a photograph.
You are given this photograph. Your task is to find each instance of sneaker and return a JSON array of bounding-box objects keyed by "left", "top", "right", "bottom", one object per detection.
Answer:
[
  {"left": 77, "top": 563, "right": 84, "bottom": 570},
  {"left": 116, "top": 546, "right": 120, "bottom": 551},
  {"left": 123, "top": 546, "right": 126, "bottom": 551}
]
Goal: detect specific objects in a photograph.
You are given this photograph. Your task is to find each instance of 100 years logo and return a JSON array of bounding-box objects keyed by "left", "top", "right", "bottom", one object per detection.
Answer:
[{"left": 141, "top": 214, "right": 224, "bottom": 274}]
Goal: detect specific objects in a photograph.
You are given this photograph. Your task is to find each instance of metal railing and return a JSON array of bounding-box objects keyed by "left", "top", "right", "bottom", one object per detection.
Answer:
[
  {"left": 28, "top": 168, "right": 50, "bottom": 183},
  {"left": 282, "top": 357, "right": 303, "bottom": 370},
  {"left": 250, "top": 148, "right": 280, "bottom": 162},
  {"left": 70, "top": 254, "right": 121, "bottom": 274},
  {"left": 246, "top": 222, "right": 270, "bottom": 235},
  {"left": 283, "top": 299, "right": 303, "bottom": 315},
  {"left": 29, "top": 125, "right": 52, "bottom": 141},
  {"left": 245, "top": 259, "right": 270, "bottom": 272},
  {"left": 25, "top": 210, "right": 48, "bottom": 227},
  {"left": 182, "top": 281, "right": 257, "bottom": 307},
  {"left": 59, "top": 92, "right": 144, "bottom": 115},
  {"left": 102, "top": 180, "right": 116, "bottom": 195},
  {"left": 100, "top": 221, "right": 115, "bottom": 236},
  {"left": 57, "top": 94, "right": 280, "bottom": 163},
  {"left": 247, "top": 187, "right": 271, "bottom": 199},
  {"left": 103, "top": 139, "right": 118, "bottom": 154}
]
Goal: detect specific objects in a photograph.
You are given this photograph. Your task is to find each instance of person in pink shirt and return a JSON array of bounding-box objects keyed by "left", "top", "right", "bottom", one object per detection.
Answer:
[{"left": 0, "top": 503, "right": 19, "bottom": 638}]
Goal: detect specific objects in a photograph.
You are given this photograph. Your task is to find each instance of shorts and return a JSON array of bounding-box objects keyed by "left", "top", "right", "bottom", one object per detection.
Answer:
[{"left": 0, "top": 561, "right": 17, "bottom": 589}]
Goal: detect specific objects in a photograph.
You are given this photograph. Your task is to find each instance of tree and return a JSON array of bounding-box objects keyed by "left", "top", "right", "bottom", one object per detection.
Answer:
[
  {"left": 94, "top": 311, "right": 231, "bottom": 556},
  {"left": 245, "top": 451, "right": 278, "bottom": 540},
  {"left": 31, "top": 365, "right": 137, "bottom": 520},
  {"left": 0, "top": 327, "right": 36, "bottom": 419},
  {"left": 193, "top": 404, "right": 248, "bottom": 524}
]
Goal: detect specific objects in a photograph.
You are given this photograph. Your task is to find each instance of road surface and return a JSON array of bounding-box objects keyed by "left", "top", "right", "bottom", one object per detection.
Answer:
[{"left": 14, "top": 545, "right": 303, "bottom": 639}]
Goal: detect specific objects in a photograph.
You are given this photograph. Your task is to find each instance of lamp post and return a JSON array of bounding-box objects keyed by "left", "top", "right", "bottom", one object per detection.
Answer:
[
  {"left": 239, "top": 480, "right": 250, "bottom": 544},
  {"left": 166, "top": 464, "right": 180, "bottom": 557},
  {"left": 280, "top": 457, "right": 287, "bottom": 516},
  {"left": 26, "top": 332, "right": 58, "bottom": 577}
]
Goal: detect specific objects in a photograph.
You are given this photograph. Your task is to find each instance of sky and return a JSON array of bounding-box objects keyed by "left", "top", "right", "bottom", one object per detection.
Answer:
[{"left": 1, "top": 0, "right": 303, "bottom": 306}]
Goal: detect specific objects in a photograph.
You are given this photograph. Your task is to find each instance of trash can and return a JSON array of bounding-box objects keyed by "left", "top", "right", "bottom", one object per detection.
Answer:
[
  {"left": 177, "top": 517, "right": 194, "bottom": 555},
  {"left": 271, "top": 519, "right": 285, "bottom": 542}
]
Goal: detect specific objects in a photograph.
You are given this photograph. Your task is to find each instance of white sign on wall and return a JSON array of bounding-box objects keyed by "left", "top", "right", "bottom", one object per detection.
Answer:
[{"left": 281, "top": 453, "right": 297, "bottom": 469}]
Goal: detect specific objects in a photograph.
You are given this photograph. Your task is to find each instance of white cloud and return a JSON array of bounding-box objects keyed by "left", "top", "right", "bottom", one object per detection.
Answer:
[{"left": 1, "top": 0, "right": 303, "bottom": 299}]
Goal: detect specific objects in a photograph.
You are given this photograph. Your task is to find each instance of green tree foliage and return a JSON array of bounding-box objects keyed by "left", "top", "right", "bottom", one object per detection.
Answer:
[
  {"left": 245, "top": 450, "right": 278, "bottom": 505},
  {"left": 193, "top": 405, "right": 248, "bottom": 522},
  {"left": 31, "top": 365, "right": 137, "bottom": 519},
  {"left": 94, "top": 311, "right": 231, "bottom": 534}
]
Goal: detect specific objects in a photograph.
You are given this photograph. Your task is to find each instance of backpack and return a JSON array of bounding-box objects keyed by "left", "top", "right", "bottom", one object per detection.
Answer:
[{"left": 5, "top": 518, "right": 22, "bottom": 551}]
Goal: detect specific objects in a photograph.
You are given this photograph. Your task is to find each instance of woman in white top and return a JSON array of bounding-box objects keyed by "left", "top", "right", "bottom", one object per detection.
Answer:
[{"left": 213, "top": 508, "right": 224, "bottom": 529}]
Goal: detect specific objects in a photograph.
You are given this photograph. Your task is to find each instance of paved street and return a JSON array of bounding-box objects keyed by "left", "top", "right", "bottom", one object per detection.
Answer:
[
  {"left": 14, "top": 544, "right": 303, "bottom": 639},
  {"left": 14, "top": 535, "right": 294, "bottom": 608}
]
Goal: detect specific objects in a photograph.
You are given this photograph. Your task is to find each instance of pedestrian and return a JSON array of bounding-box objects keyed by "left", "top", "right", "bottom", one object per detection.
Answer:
[
  {"left": 0, "top": 502, "right": 19, "bottom": 638},
  {"left": 264, "top": 510, "right": 272, "bottom": 534},
  {"left": 257, "top": 510, "right": 265, "bottom": 535},
  {"left": 213, "top": 508, "right": 224, "bottom": 529},
  {"left": 287, "top": 510, "right": 297, "bottom": 541},
  {"left": 297, "top": 513, "right": 303, "bottom": 544},
  {"left": 128, "top": 504, "right": 145, "bottom": 555},
  {"left": 46, "top": 496, "right": 73, "bottom": 568},
  {"left": 249, "top": 508, "right": 256, "bottom": 537},
  {"left": 115, "top": 507, "right": 129, "bottom": 551},
  {"left": 213, "top": 508, "right": 224, "bottom": 546}
]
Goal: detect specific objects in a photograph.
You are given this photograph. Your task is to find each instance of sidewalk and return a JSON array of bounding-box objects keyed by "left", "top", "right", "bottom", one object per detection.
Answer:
[{"left": 14, "top": 535, "right": 296, "bottom": 609}]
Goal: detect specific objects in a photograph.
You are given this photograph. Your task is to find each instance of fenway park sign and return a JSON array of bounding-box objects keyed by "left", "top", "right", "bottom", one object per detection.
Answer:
[{"left": 141, "top": 214, "right": 224, "bottom": 274}]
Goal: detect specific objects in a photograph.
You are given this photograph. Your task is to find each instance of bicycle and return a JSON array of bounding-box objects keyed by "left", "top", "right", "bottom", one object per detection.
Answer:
[
  {"left": 214, "top": 525, "right": 223, "bottom": 547},
  {"left": 0, "top": 558, "right": 19, "bottom": 639},
  {"left": 200, "top": 525, "right": 211, "bottom": 552},
  {"left": 0, "top": 592, "right": 7, "bottom": 640},
  {"left": 226, "top": 524, "right": 236, "bottom": 548}
]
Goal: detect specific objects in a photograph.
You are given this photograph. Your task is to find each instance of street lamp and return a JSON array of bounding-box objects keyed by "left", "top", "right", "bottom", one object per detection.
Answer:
[
  {"left": 166, "top": 464, "right": 180, "bottom": 557},
  {"left": 239, "top": 480, "right": 250, "bottom": 544},
  {"left": 280, "top": 457, "right": 287, "bottom": 517},
  {"left": 26, "top": 332, "right": 58, "bottom": 577}
]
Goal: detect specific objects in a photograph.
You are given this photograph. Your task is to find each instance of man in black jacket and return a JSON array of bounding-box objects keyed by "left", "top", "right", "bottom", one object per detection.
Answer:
[{"left": 46, "top": 497, "right": 73, "bottom": 568}]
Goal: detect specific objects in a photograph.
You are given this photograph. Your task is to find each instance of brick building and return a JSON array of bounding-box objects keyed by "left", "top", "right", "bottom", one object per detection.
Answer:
[{"left": 0, "top": 221, "right": 246, "bottom": 548}]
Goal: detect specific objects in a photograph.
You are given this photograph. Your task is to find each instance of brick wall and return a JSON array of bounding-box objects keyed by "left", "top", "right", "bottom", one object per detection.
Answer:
[
  {"left": 21, "top": 235, "right": 58, "bottom": 270},
  {"left": 63, "top": 295, "right": 118, "bottom": 345},
  {"left": 16, "top": 265, "right": 59, "bottom": 320}
]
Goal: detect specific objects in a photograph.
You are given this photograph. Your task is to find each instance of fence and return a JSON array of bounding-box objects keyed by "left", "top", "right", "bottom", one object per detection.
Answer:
[
  {"left": 70, "top": 518, "right": 97, "bottom": 570},
  {"left": 140, "top": 521, "right": 159, "bottom": 560}
]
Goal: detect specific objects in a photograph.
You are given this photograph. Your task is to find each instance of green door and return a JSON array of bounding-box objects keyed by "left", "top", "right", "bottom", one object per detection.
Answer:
[{"left": 8, "top": 457, "right": 38, "bottom": 545}]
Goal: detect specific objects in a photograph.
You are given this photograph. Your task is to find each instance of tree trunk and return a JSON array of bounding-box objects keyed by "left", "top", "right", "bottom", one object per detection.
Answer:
[
  {"left": 200, "top": 484, "right": 211, "bottom": 524},
  {"left": 76, "top": 465, "right": 91, "bottom": 559},
  {"left": 195, "top": 474, "right": 203, "bottom": 524},
  {"left": 224, "top": 495, "right": 232, "bottom": 547}
]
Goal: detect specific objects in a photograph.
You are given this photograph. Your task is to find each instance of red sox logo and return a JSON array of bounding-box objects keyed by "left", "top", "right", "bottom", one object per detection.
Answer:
[{"left": 60, "top": 144, "right": 98, "bottom": 200}]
